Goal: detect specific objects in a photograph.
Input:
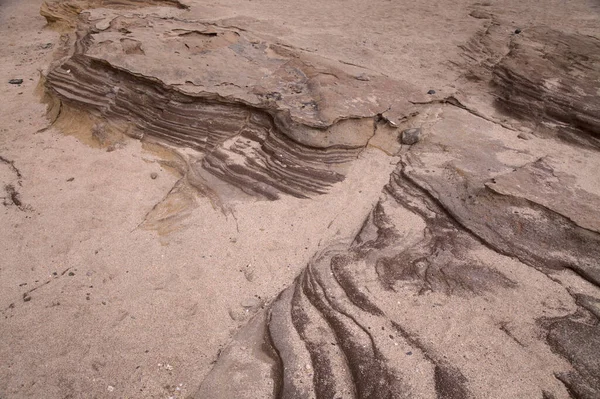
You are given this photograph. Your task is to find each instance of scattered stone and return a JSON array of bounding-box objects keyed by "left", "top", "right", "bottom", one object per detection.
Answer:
[
  {"left": 150, "top": 172, "right": 158, "bottom": 179},
  {"left": 355, "top": 73, "right": 370, "bottom": 81},
  {"left": 23, "top": 293, "right": 31, "bottom": 302},
  {"left": 243, "top": 263, "right": 255, "bottom": 282},
  {"left": 517, "top": 132, "right": 533, "bottom": 140},
  {"left": 240, "top": 297, "right": 262, "bottom": 310},
  {"left": 8, "top": 79, "right": 23, "bottom": 85},
  {"left": 228, "top": 307, "right": 248, "bottom": 321},
  {"left": 107, "top": 385, "right": 115, "bottom": 392},
  {"left": 67, "top": 177, "right": 74, "bottom": 182},
  {"left": 401, "top": 128, "right": 422, "bottom": 145},
  {"left": 68, "top": 271, "right": 75, "bottom": 276},
  {"left": 515, "top": 28, "right": 522, "bottom": 34},
  {"left": 96, "top": 19, "right": 112, "bottom": 31},
  {"left": 40, "top": 43, "right": 53, "bottom": 49},
  {"left": 427, "top": 89, "right": 436, "bottom": 95},
  {"left": 469, "top": 10, "right": 492, "bottom": 19}
]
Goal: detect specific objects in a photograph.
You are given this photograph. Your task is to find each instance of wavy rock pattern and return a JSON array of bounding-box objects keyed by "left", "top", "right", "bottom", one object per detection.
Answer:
[
  {"left": 197, "top": 103, "right": 600, "bottom": 398},
  {"left": 198, "top": 156, "right": 600, "bottom": 398}
]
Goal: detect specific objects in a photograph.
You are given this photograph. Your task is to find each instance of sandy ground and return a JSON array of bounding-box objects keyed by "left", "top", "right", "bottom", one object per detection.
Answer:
[{"left": 1, "top": 0, "right": 600, "bottom": 398}]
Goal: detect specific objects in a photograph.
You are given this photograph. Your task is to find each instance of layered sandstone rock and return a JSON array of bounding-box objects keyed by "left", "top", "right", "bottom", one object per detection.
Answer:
[{"left": 43, "top": 9, "right": 418, "bottom": 199}]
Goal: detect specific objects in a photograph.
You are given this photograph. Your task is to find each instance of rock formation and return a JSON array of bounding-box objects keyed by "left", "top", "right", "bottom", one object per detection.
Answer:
[{"left": 43, "top": 6, "right": 419, "bottom": 199}]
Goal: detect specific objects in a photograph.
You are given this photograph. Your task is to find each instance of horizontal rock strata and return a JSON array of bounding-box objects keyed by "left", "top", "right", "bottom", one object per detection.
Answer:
[{"left": 44, "top": 10, "right": 418, "bottom": 199}]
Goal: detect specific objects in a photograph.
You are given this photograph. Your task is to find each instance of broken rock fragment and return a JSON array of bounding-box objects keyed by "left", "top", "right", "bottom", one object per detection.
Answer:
[{"left": 401, "top": 127, "right": 422, "bottom": 145}]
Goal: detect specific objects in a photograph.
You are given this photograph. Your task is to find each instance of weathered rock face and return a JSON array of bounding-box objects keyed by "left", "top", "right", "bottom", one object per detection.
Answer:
[
  {"left": 461, "top": 18, "right": 600, "bottom": 149},
  {"left": 493, "top": 27, "right": 600, "bottom": 149},
  {"left": 40, "top": 0, "right": 188, "bottom": 29},
  {"left": 196, "top": 104, "right": 600, "bottom": 398},
  {"left": 44, "top": 10, "right": 418, "bottom": 199}
]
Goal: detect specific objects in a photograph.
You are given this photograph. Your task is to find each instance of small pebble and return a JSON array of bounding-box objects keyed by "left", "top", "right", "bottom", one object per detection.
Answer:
[
  {"left": 67, "top": 177, "right": 74, "bottom": 182},
  {"left": 228, "top": 308, "right": 248, "bottom": 321},
  {"left": 240, "top": 297, "right": 261, "bottom": 309},
  {"left": 355, "top": 73, "right": 370, "bottom": 81},
  {"left": 401, "top": 128, "right": 422, "bottom": 145},
  {"left": 515, "top": 28, "right": 522, "bottom": 34},
  {"left": 150, "top": 172, "right": 158, "bottom": 180},
  {"left": 427, "top": 89, "right": 436, "bottom": 95},
  {"left": 8, "top": 79, "right": 23, "bottom": 85},
  {"left": 517, "top": 132, "right": 533, "bottom": 140}
]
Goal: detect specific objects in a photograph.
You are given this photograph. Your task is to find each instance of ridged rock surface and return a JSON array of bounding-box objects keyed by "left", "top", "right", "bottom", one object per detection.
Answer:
[
  {"left": 460, "top": 17, "right": 600, "bottom": 149},
  {"left": 493, "top": 27, "right": 600, "bottom": 149}
]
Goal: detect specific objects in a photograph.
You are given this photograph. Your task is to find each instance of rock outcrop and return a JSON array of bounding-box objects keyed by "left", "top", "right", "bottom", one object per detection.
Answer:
[
  {"left": 196, "top": 104, "right": 600, "bottom": 397},
  {"left": 41, "top": 0, "right": 188, "bottom": 29},
  {"left": 461, "top": 18, "right": 600, "bottom": 149},
  {"left": 493, "top": 27, "right": 600, "bottom": 149},
  {"left": 43, "top": 9, "right": 419, "bottom": 199}
]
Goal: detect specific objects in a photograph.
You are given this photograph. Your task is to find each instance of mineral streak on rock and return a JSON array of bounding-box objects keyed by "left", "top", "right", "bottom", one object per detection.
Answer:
[{"left": 43, "top": 11, "right": 418, "bottom": 199}]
